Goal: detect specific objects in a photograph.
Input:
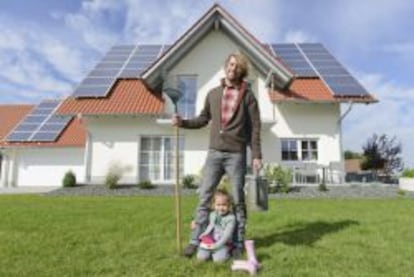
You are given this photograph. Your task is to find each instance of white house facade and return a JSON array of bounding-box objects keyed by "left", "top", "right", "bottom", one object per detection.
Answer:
[{"left": 0, "top": 4, "right": 376, "bottom": 187}]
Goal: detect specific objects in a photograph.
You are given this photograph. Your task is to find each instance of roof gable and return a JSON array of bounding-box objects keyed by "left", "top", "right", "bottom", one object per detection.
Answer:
[{"left": 142, "top": 4, "right": 293, "bottom": 90}]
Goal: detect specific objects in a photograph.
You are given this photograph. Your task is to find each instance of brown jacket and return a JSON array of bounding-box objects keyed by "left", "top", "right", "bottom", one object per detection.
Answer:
[{"left": 180, "top": 81, "right": 262, "bottom": 159}]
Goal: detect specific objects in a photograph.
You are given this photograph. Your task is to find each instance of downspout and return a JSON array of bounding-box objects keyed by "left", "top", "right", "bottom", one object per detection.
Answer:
[
  {"left": 337, "top": 101, "right": 354, "bottom": 181},
  {"left": 0, "top": 148, "right": 6, "bottom": 187},
  {"left": 84, "top": 131, "right": 92, "bottom": 184},
  {"left": 10, "top": 148, "right": 18, "bottom": 187},
  {"left": 338, "top": 101, "right": 354, "bottom": 124},
  {"left": 265, "top": 70, "right": 276, "bottom": 121}
]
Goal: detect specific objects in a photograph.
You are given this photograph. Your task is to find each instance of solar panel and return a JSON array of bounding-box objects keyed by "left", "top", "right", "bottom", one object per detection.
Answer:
[
  {"left": 271, "top": 44, "right": 318, "bottom": 77},
  {"left": 6, "top": 132, "right": 32, "bottom": 142},
  {"left": 298, "top": 43, "right": 370, "bottom": 96},
  {"left": 14, "top": 124, "right": 39, "bottom": 132},
  {"left": 31, "top": 132, "right": 61, "bottom": 142},
  {"left": 6, "top": 100, "right": 73, "bottom": 143},
  {"left": 71, "top": 44, "right": 169, "bottom": 97}
]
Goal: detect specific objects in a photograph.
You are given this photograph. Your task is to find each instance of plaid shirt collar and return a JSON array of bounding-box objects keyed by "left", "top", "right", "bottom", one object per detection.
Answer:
[{"left": 220, "top": 79, "right": 247, "bottom": 127}]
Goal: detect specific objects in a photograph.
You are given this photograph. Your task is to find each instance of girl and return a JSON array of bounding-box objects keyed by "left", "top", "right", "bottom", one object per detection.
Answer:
[{"left": 196, "top": 189, "right": 236, "bottom": 263}]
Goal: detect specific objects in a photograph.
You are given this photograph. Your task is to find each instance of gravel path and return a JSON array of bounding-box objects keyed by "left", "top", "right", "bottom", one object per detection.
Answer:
[{"left": 44, "top": 184, "right": 414, "bottom": 198}]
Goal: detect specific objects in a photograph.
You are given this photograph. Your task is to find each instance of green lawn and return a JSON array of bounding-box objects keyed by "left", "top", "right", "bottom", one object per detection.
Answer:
[{"left": 0, "top": 195, "right": 413, "bottom": 277}]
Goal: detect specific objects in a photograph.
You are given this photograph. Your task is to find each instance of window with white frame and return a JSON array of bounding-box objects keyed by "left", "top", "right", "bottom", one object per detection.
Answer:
[
  {"left": 139, "top": 136, "right": 184, "bottom": 182},
  {"left": 281, "top": 139, "right": 318, "bottom": 161},
  {"left": 177, "top": 75, "right": 197, "bottom": 119}
]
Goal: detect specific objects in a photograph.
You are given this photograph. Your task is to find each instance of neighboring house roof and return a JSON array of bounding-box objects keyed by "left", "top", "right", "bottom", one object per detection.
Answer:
[
  {"left": 0, "top": 105, "right": 86, "bottom": 148},
  {"left": 0, "top": 105, "right": 33, "bottom": 141},
  {"left": 57, "top": 79, "right": 164, "bottom": 115},
  {"left": 143, "top": 3, "right": 293, "bottom": 90},
  {"left": 270, "top": 78, "right": 377, "bottom": 103},
  {"left": 345, "top": 159, "right": 362, "bottom": 173}
]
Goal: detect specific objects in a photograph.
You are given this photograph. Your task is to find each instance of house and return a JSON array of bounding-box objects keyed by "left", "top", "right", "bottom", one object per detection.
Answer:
[{"left": 0, "top": 4, "right": 376, "bottom": 187}]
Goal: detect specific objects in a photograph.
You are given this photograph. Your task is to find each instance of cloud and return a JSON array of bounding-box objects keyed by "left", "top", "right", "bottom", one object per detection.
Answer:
[
  {"left": 329, "top": 0, "right": 414, "bottom": 48},
  {"left": 220, "top": 0, "right": 283, "bottom": 42},
  {"left": 342, "top": 73, "right": 414, "bottom": 167},
  {"left": 283, "top": 30, "right": 317, "bottom": 43},
  {"left": 62, "top": 0, "right": 210, "bottom": 48},
  {"left": 0, "top": 15, "right": 96, "bottom": 103},
  {"left": 381, "top": 42, "right": 414, "bottom": 59}
]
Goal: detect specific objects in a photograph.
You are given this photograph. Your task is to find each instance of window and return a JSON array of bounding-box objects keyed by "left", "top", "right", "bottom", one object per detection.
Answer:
[
  {"left": 281, "top": 139, "right": 318, "bottom": 161},
  {"left": 177, "top": 75, "right": 197, "bottom": 118},
  {"left": 282, "top": 139, "right": 298, "bottom": 161},
  {"left": 301, "top": 140, "right": 318, "bottom": 161},
  {"left": 139, "top": 136, "right": 184, "bottom": 182}
]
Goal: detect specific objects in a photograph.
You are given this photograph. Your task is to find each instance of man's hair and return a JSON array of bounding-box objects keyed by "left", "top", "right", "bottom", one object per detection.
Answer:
[{"left": 225, "top": 53, "right": 249, "bottom": 81}]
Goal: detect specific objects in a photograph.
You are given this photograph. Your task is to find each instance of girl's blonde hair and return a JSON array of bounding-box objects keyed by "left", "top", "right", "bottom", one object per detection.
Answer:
[
  {"left": 225, "top": 53, "right": 249, "bottom": 81},
  {"left": 213, "top": 189, "right": 233, "bottom": 210}
]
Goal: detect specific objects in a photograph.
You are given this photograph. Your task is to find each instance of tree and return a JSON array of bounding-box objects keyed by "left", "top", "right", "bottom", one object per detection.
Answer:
[
  {"left": 360, "top": 133, "right": 403, "bottom": 176},
  {"left": 344, "top": 150, "right": 362, "bottom": 160}
]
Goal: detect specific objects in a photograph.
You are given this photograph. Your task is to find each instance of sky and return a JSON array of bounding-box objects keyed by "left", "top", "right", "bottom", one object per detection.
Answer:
[{"left": 0, "top": 0, "right": 413, "bottom": 168}]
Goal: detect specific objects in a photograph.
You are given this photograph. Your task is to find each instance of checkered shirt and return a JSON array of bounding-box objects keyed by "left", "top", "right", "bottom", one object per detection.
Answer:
[{"left": 221, "top": 86, "right": 239, "bottom": 127}]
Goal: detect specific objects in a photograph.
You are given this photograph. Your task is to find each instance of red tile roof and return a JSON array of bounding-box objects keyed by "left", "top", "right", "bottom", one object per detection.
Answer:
[
  {"left": 0, "top": 105, "right": 86, "bottom": 148},
  {"left": 0, "top": 105, "right": 33, "bottom": 141},
  {"left": 57, "top": 79, "right": 164, "bottom": 115},
  {"left": 269, "top": 78, "right": 377, "bottom": 103}
]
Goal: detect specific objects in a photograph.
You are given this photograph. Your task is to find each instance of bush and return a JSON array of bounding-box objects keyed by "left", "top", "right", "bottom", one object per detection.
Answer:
[
  {"left": 182, "top": 174, "right": 198, "bottom": 189},
  {"left": 401, "top": 168, "right": 414, "bottom": 178},
  {"left": 62, "top": 170, "right": 76, "bottom": 187},
  {"left": 104, "top": 163, "right": 132, "bottom": 189},
  {"left": 105, "top": 164, "right": 123, "bottom": 189},
  {"left": 397, "top": 189, "right": 406, "bottom": 196},
  {"left": 138, "top": 180, "right": 155, "bottom": 189},
  {"left": 318, "top": 182, "right": 329, "bottom": 192},
  {"left": 105, "top": 172, "right": 121, "bottom": 189},
  {"left": 264, "top": 164, "right": 292, "bottom": 193}
]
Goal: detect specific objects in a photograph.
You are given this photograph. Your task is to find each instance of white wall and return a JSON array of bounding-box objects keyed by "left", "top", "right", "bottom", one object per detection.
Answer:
[
  {"left": 269, "top": 102, "right": 342, "bottom": 166},
  {"left": 167, "top": 29, "right": 266, "bottom": 116},
  {"left": 86, "top": 115, "right": 211, "bottom": 184},
  {"left": 11, "top": 147, "right": 84, "bottom": 187}
]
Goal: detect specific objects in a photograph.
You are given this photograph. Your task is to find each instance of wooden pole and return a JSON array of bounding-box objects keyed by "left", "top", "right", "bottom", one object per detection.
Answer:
[{"left": 175, "top": 125, "right": 182, "bottom": 254}]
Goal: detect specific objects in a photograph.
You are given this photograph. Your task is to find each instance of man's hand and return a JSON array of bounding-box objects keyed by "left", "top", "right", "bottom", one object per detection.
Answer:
[
  {"left": 171, "top": 113, "right": 182, "bottom": 127},
  {"left": 252, "top": 158, "right": 263, "bottom": 174}
]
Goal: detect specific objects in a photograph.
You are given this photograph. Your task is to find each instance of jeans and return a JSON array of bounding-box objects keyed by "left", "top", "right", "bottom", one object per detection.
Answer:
[{"left": 190, "top": 149, "right": 247, "bottom": 248}]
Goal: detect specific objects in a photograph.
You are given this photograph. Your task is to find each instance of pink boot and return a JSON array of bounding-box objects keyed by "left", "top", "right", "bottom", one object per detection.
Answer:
[
  {"left": 231, "top": 260, "right": 257, "bottom": 275},
  {"left": 245, "top": 240, "right": 261, "bottom": 268}
]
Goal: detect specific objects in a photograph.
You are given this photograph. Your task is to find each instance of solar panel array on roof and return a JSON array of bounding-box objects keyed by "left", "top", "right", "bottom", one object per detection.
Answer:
[
  {"left": 297, "top": 43, "right": 369, "bottom": 97},
  {"left": 6, "top": 100, "right": 72, "bottom": 142},
  {"left": 72, "top": 44, "right": 170, "bottom": 98},
  {"left": 270, "top": 44, "right": 318, "bottom": 77}
]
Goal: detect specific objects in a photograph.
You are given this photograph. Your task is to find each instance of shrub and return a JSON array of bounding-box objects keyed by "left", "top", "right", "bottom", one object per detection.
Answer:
[
  {"left": 105, "top": 172, "right": 121, "bottom": 189},
  {"left": 397, "top": 189, "right": 406, "bottom": 196},
  {"left": 401, "top": 168, "right": 414, "bottom": 178},
  {"left": 105, "top": 164, "right": 123, "bottom": 189},
  {"left": 62, "top": 170, "right": 76, "bottom": 187},
  {"left": 104, "top": 163, "right": 133, "bottom": 189},
  {"left": 138, "top": 180, "right": 155, "bottom": 189},
  {"left": 264, "top": 164, "right": 292, "bottom": 193},
  {"left": 318, "top": 182, "right": 329, "bottom": 192},
  {"left": 182, "top": 174, "right": 198, "bottom": 189}
]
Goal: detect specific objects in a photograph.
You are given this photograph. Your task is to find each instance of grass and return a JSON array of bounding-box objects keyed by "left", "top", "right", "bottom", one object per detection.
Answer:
[{"left": 0, "top": 195, "right": 413, "bottom": 276}]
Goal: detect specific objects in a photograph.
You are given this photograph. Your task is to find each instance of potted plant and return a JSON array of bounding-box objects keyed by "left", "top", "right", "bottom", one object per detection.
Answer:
[{"left": 399, "top": 168, "right": 414, "bottom": 191}]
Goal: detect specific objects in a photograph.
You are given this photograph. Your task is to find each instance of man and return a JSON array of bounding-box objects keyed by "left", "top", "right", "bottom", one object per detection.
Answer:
[{"left": 172, "top": 53, "right": 262, "bottom": 258}]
